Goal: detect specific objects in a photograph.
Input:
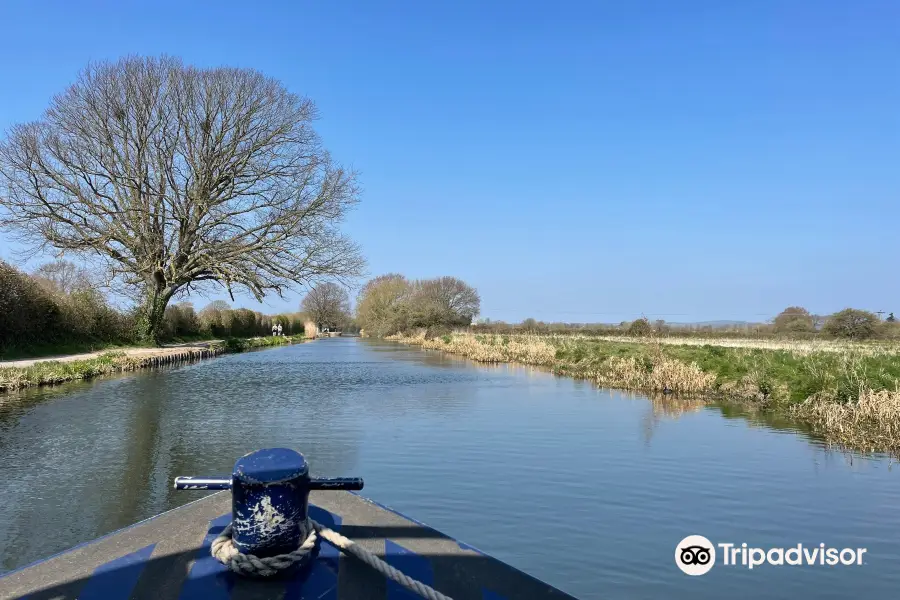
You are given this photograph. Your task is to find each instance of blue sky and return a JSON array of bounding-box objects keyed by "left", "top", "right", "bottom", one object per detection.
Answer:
[{"left": 0, "top": 0, "right": 897, "bottom": 323}]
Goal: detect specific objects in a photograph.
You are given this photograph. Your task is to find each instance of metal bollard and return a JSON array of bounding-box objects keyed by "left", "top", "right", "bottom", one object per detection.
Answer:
[{"left": 174, "top": 448, "right": 363, "bottom": 557}]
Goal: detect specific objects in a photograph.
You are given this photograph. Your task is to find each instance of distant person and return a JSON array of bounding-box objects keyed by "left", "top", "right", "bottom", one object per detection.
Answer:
[
  {"left": 277, "top": 324, "right": 283, "bottom": 336},
  {"left": 272, "top": 323, "right": 278, "bottom": 337}
]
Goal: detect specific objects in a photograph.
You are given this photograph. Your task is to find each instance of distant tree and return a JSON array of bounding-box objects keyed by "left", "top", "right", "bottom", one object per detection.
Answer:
[
  {"left": 355, "top": 274, "right": 412, "bottom": 336},
  {"left": 522, "top": 318, "right": 538, "bottom": 331},
  {"left": 888, "top": 312, "right": 896, "bottom": 323},
  {"left": 822, "top": 308, "right": 881, "bottom": 339},
  {"left": 302, "top": 282, "right": 351, "bottom": 331},
  {"left": 355, "top": 274, "right": 480, "bottom": 335},
  {"left": 810, "top": 314, "right": 825, "bottom": 330},
  {"left": 32, "top": 260, "right": 93, "bottom": 295},
  {"left": 654, "top": 319, "right": 667, "bottom": 333},
  {"left": 409, "top": 277, "right": 480, "bottom": 327},
  {"left": 628, "top": 317, "right": 653, "bottom": 336},
  {"left": 773, "top": 306, "right": 815, "bottom": 333},
  {"left": 198, "top": 300, "right": 233, "bottom": 337},
  {"left": 0, "top": 56, "right": 363, "bottom": 345}
]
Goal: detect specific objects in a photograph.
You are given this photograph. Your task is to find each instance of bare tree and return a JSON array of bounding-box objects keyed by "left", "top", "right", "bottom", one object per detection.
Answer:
[
  {"left": 411, "top": 276, "right": 480, "bottom": 326},
  {"left": 0, "top": 56, "right": 364, "bottom": 344},
  {"left": 32, "top": 260, "right": 94, "bottom": 294},
  {"left": 302, "top": 282, "right": 350, "bottom": 331}
]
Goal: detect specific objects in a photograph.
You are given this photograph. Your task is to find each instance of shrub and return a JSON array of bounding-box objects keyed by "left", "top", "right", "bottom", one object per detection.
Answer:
[
  {"left": 1, "top": 260, "right": 286, "bottom": 355},
  {"left": 628, "top": 318, "right": 653, "bottom": 337},
  {"left": 773, "top": 306, "right": 815, "bottom": 334},
  {"left": 423, "top": 325, "right": 452, "bottom": 340},
  {"left": 162, "top": 302, "right": 201, "bottom": 338},
  {"left": 823, "top": 309, "right": 881, "bottom": 340},
  {"left": 0, "top": 260, "right": 135, "bottom": 353}
]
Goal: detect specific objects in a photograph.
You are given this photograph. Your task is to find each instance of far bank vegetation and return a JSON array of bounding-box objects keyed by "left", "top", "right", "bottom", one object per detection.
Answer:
[
  {"left": 475, "top": 307, "right": 900, "bottom": 342},
  {"left": 357, "top": 276, "right": 900, "bottom": 454},
  {"left": 355, "top": 274, "right": 480, "bottom": 338}
]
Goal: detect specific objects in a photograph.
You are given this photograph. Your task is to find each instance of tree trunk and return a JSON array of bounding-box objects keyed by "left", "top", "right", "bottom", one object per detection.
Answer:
[{"left": 135, "top": 286, "right": 174, "bottom": 346}]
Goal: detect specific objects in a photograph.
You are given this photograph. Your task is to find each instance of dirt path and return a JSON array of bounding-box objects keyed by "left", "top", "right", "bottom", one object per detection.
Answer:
[{"left": 0, "top": 341, "right": 222, "bottom": 369}]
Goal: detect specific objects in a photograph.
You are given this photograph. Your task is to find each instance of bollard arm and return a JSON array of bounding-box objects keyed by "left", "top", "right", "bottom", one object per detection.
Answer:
[
  {"left": 174, "top": 476, "right": 232, "bottom": 490},
  {"left": 310, "top": 477, "right": 364, "bottom": 491},
  {"left": 174, "top": 476, "right": 363, "bottom": 491}
]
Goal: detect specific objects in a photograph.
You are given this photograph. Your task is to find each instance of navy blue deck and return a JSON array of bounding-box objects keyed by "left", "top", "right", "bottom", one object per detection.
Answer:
[{"left": 0, "top": 491, "right": 575, "bottom": 600}]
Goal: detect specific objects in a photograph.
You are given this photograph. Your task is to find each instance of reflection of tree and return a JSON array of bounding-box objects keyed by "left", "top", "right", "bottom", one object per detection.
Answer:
[
  {"left": 0, "top": 373, "right": 165, "bottom": 572},
  {"left": 95, "top": 372, "right": 168, "bottom": 531},
  {"left": 640, "top": 392, "right": 707, "bottom": 445}
]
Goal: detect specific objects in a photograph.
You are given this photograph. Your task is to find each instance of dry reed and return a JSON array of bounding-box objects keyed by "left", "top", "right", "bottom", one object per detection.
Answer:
[{"left": 791, "top": 388, "right": 900, "bottom": 453}]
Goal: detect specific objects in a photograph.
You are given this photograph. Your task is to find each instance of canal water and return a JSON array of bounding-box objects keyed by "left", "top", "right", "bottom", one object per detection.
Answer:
[{"left": 1, "top": 338, "right": 898, "bottom": 599}]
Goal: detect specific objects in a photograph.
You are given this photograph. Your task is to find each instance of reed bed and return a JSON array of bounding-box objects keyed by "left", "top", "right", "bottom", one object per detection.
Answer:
[
  {"left": 791, "top": 388, "right": 900, "bottom": 453},
  {"left": 397, "top": 332, "right": 557, "bottom": 365},
  {"left": 389, "top": 331, "right": 900, "bottom": 455}
]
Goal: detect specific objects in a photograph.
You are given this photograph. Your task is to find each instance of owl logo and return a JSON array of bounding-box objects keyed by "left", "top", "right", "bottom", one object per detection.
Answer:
[{"left": 675, "top": 536, "right": 716, "bottom": 575}]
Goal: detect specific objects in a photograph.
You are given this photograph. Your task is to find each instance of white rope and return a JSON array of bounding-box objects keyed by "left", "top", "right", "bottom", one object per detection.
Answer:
[
  {"left": 211, "top": 518, "right": 453, "bottom": 600},
  {"left": 210, "top": 522, "right": 317, "bottom": 578}
]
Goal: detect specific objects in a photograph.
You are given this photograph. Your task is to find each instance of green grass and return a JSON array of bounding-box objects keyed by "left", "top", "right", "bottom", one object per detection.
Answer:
[
  {"left": 0, "top": 335, "right": 309, "bottom": 392},
  {"left": 0, "top": 352, "right": 144, "bottom": 391},
  {"left": 552, "top": 338, "right": 900, "bottom": 406},
  {"left": 224, "top": 335, "right": 305, "bottom": 352}
]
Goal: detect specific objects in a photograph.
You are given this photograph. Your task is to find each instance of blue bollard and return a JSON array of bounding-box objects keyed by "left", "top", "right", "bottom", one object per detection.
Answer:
[
  {"left": 174, "top": 448, "right": 363, "bottom": 559},
  {"left": 232, "top": 448, "right": 312, "bottom": 556}
]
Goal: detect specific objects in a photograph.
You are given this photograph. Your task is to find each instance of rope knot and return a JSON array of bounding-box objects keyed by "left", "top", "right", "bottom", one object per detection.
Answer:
[
  {"left": 210, "top": 520, "right": 318, "bottom": 578},
  {"left": 211, "top": 518, "right": 453, "bottom": 600}
]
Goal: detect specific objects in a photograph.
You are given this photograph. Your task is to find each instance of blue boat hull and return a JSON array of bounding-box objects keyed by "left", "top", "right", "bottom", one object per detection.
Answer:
[{"left": 0, "top": 490, "right": 575, "bottom": 600}]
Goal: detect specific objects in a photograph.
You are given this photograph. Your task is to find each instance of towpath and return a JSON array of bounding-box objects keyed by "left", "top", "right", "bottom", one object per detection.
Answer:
[{"left": 0, "top": 341, "right": 222, "bottom": 369}]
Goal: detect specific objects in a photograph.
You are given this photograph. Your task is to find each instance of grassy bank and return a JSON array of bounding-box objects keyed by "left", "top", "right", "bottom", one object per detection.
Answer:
[
  {"left": 0, "top": 335, "right": 307, "bottom": 392},
  {"left": 388, "top": 331, "right": 900, "bottom": 455},
  {"left": 222, "top": 335, "right": 307, "bottom": 352}
]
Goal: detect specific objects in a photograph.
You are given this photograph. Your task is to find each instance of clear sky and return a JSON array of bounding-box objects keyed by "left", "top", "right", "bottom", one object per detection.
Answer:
[{"left": 0, "top": 0, "right": 897, "bottom": 323}]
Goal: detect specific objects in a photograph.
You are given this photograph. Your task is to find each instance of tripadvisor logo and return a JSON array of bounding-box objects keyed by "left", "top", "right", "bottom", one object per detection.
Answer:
[
  {"left": 676, "top": 535, "right": 715, "bottom": 576},
  {"left": 675, "top": 535, "right": 867, "bottom": 575}
]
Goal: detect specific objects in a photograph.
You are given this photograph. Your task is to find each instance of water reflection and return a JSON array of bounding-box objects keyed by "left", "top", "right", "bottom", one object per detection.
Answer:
[{"left": 636, "top": 392, "right": 709, "bottom": 444}]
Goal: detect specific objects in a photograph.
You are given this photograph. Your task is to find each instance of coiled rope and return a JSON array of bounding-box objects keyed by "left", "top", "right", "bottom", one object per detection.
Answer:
[{"left": 211, "top": 519, "right": 453, "bottom": 600}]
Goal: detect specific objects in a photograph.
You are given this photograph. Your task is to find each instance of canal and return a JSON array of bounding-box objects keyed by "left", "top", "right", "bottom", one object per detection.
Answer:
[{"left": 1, "top": 338, "right": 898, "bottom": 599}]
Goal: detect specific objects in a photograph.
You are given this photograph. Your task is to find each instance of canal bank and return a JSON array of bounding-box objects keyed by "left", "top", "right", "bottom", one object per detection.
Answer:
[
  {"left": 386, "top": 331, "right": 900, "bottom": 456},
  {"left": 0, "top": 336, "right": 309, "bottom": 392}
]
